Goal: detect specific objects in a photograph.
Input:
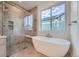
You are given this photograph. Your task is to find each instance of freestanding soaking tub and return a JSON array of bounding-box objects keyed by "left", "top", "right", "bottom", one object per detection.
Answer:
[{"left": 32, "top": 36, "right": 70, "bottom": 57}]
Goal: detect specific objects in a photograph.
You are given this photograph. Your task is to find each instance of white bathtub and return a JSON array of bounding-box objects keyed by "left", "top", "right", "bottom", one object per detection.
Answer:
[{"left": 32, "top": 36, "right": 70, "bottom": 57}]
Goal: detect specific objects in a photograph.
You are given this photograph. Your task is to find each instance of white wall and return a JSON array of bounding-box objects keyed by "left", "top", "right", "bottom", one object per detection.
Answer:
[
  {"left": 70, "top": 1, "right": 79, "bottom": 57},
  {"left": 37, "top": 1, "right": 71, "bottom": 40}
]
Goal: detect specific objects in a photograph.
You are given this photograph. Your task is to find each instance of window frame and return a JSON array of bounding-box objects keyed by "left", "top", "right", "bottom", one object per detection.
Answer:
[{"left": 40, "top": 2, "right": 66, "bottom": 32}]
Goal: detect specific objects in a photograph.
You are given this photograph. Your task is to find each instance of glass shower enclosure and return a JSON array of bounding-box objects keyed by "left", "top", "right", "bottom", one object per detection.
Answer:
[{"left": 0, "top": 1, "right": 28, "bottom": 56}]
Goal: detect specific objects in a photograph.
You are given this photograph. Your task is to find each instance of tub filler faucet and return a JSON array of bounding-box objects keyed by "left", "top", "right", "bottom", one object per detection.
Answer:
[{"left": 46, "top": 33, "right": 52, "bottom": 38}]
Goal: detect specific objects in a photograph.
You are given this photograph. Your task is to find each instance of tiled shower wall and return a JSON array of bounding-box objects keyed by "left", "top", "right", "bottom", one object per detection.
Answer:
[
  {"left": 1, "top": 2, "right": 30, "bottom": 56},
  {"left": 0, "top": 3, "right": 2, "bottom": 35}
]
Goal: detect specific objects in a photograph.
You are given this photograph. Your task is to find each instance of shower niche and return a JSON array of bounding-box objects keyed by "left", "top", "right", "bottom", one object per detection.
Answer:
[{"left": 8, "top": 21, "right": 14, "bottom": 30}]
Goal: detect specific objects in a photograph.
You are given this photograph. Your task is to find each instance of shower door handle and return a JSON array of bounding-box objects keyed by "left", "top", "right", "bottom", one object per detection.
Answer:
[
  {"left": 69, "top": 21, "right": 77, "bottom": 26},
  {"left": 71, "top": 21, "right": 77, "bottom": 23}
]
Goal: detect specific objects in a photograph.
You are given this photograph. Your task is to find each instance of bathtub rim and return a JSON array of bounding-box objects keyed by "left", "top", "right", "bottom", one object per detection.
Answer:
[{"left": 32, "top": 36, "right": 70, "bottom": 46}]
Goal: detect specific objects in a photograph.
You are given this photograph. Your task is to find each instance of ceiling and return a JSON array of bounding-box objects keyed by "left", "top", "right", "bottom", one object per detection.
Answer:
[
  {"left": 13, "top": 1, "right": 62, "bottom": 11},
  {"left": 13, "top": 1, "right": 44, "bottom": 10}
]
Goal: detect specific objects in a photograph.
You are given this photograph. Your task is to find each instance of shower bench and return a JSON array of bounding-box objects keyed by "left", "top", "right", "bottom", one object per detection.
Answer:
[{"left": 0, "top": 36, "right": 7, "bottom": 57}]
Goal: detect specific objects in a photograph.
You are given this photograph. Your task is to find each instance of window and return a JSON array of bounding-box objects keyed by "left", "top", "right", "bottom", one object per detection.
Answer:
[
  {"left": 41, "top": 3, "right": 65, "bottom": 32},
  {"left": 41, "top": 9, "right": 51, "bottom": 31},
  {"left": 24, "top": 15, "right": 33, "bottom": 30}
]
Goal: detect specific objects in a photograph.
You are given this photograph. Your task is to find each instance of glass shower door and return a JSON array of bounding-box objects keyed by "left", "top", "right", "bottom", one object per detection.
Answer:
[{"left": 0, "top": 3, "right": 2, "bottom": 35}]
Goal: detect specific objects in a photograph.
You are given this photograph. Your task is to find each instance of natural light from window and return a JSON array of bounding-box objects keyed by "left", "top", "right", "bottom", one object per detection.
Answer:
[
  {"left": 24, "top": 15, "right": 33, "bottom": 30},
  {"left": 41, "top": 3, "right": 65, "bottom": 32}
]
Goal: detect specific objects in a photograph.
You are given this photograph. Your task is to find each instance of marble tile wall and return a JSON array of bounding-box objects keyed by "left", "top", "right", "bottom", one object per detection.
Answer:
[
  {"left": 0, "top": 3, "right": 2, "bottom": 35},
  {"left": 30, "top": 7, "right": 38, "bottom": 36},
  {"left": 2, "top": 2, "right": 30, "bottom": 56}
]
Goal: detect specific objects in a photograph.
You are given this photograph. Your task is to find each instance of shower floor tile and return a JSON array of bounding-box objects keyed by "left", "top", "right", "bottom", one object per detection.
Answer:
[{"left": 10, "top": 46, "right": 47, "bottom": 57}]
